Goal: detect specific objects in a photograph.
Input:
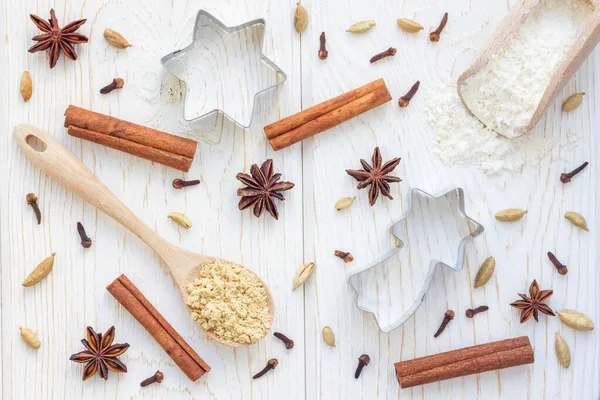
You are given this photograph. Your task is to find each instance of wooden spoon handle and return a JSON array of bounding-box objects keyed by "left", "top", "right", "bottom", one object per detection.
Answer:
[{"left": 14, "top": 124, "right": 172, "bottom": 260}]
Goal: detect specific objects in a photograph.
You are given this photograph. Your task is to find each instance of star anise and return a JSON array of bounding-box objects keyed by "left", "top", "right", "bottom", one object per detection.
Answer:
[
  {"left": 510, "top": 279, "right": 555, "bottom": 323},
  {"left": 346, "top": 147, "right": 402, "bottom": 206},
  {"left": 236, "top": 159, "right": 295, "bottom": 220},
  {"left": 69, "top": 326, "right": 129, "bottom": 381},
  {"left": 28, "top": 9, "right": 88, "bottom": 69}
]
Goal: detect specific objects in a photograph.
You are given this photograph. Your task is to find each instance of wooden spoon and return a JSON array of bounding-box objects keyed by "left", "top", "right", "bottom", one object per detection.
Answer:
[
  {"left": 14, "top": 124, "right": 274, "bottom": 348},
  {"left": 457, "top": 0, "right": 600, "bottom": 138}
]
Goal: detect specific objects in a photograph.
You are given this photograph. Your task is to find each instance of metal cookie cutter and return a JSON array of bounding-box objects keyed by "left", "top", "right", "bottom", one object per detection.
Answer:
[
  {"left": 347, "top": 188, "right": 484, "bottom": 333},
  {"left": 161, "top": 10, "right": 287, "bottom": 128}
]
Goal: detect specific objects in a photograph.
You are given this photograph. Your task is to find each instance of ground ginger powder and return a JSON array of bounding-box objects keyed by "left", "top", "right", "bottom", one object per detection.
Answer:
[{"left": 186, "top": 259, "right": 271, "bottom": 345}]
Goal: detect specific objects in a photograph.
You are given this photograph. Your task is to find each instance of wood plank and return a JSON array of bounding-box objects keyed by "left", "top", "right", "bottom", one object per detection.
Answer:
[
  {"left": 0, "top": 0, "right": 303, "bottom": 398},
  {"left": 301, "top": 0, "right": 599, "bottom": 398}
]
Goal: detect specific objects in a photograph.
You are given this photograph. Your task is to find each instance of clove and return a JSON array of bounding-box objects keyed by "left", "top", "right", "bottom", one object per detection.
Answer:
[
  {"left": 370, "top": 47, "right": 397, "bottom": 64},
  {"left": 334, "top": 250, "right": 354, "bottom": 263},
  {"left": 253, "top": 358, "right": 278, "bottom": 379},
  {"left": 465, "top": 305, "right": 489, "bottom": 318},
  {"left": 430, "top": 12, "right": 448, "bottom": 42},
  {"left": 354, "top": 354, "right": 370, "bottom": 379},
  {"left": 433, "top": 310, "right": 455, "bottom": 338},
  {"left": 100, "top": 78, "right": 124, "bottom": 94},
  {"left": 560, "top": 161, "right": 588, "bottom": 184},
  {"left": 547, "top": 252, "right": 568, "bottom": 275},
  {"left": 172, "top": 178, "right": 201, "bottom": 189},
  {"left": 26, "top": 193, "right": 41, "bottom": 224},
  {"left": 273, "top": 332, "right": 294, "bottom": 349},
  {"left": 398, "top": 81, "right": 420, "bottom": 108},
  {"left": 77, "top": 222, "right": 93, "bottom": 248},
  {"left": 140, "top": 370, "right": 163, "bottom": 387},
  {"left": 318, "top": 32, "right": 328, "bottom": 60}
]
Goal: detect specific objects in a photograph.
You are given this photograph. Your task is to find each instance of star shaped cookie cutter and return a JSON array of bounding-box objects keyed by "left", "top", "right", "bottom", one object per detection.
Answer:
[
  {"left": 347, "top": 187, "right": 484, "bottom": 333},
  {"left": 160, "top": 10, "right": 287, "bottom": 128}
]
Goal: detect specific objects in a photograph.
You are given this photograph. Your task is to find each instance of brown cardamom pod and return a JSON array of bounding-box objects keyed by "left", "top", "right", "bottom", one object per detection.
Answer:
[{"left": 22, "top": 253, "right": 55, "bottom": 287}]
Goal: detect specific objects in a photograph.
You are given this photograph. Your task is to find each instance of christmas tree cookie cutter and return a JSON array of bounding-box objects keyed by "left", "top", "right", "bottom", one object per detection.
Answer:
[
  {"left": 347, "top": 187, "right": 484, "bottom": 333},
  {"left": 160, "top": 10, "right": 287, "bottom": 128}
]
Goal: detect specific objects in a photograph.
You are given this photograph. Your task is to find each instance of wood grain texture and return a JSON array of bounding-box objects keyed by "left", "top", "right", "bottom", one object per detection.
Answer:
[{"left": 1, "top": 0, "right": 598, "bottom": 399}]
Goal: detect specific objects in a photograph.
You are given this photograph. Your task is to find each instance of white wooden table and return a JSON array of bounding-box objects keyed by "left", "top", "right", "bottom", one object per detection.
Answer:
[{"left": 1, "top": 0, "right": 598, "bottom": 399}]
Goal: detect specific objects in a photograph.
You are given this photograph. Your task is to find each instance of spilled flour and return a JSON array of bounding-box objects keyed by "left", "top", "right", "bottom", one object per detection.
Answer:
[{"left": 426, "top": 82, "right": 558, "bottom": 174}]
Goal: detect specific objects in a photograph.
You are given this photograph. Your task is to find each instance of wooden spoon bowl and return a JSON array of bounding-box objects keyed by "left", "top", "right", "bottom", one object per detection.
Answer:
[
  {"left": 14, "top": 124, "right": 274, "bottom": 348},
  {"left": 457, "top": 0, "right": 600, "bottom": 138}
]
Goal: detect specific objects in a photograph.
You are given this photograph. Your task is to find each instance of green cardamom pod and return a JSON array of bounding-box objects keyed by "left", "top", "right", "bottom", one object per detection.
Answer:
[
  {"left": 554, "top": 332, "right": 570, "bottom": 368},
  {"left": 19, "top": 326, "right": 41, "bottom": 349},
  {"left": 557, "top": 309, "right": 595, "bottom": 331},
  {"left": 474, "top": 256, "right": 495, "bottom": 288},
  {"left": 294, "top": 3, "right": 308, "bottom": 33},
  {"left": 495, "top": 208, "right": 527, "bottom": 222},
  {"left": 22, "top": 253, "right": 55, "bottom": 287},
  {"left": 397, "top": 18, "right": 424, "bottom": 33},
  {"left": 322, "top": 326, "right": 336, "bottom": 347},
  {"left": 168, "top": 212, "right": 192, "bottom": 229},
  {"left": 346, "top": 20, "right": 376, "bottom": 34},
  {"left": 335, "top": 196, "right": 356, "bottom": 211},
  {"left": 20, "top": 71, "right": 32, "bottom": 101},
  {"left": 292, "top": 262, "right": 316, "bottom": 290},
  {"left": 562, "top": 93, "right": 585, "bottom": 112},
  {"left": 564, "top": 211, "right": 588, "bottom": 231}
]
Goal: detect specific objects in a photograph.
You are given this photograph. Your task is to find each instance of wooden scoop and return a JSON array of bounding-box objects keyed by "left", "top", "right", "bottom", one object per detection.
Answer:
[
  {"left": 14, "top": 124, "right": 274, "bottom": 348},
  {"left": 457, "top": 0, "right": 600, "bottom": 138}
]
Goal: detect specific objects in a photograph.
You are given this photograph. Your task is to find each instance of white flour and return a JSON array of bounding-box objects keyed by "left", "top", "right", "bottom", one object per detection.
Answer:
[
  {"left": 427, "top": 83, "right": 557, "bottom": 174},
  {"left": 429, "top": 0, "right": 591, "bottom": 174},
  {"left": 460, "top": 0, "right": 592, "bottom": 137}
]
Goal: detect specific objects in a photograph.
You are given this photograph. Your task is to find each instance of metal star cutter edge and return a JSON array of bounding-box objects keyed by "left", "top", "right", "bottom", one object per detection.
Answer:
[
  {"left": 160, "top": 10, "right": 287, "bottom": 128},
  {"left": 346, "top": 187, "right": 485, "bottom": 333}
]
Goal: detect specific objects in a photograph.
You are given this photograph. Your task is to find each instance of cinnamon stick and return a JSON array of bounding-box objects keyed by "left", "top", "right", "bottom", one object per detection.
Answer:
[
  {"left": 394, "top": 336, "right": 533, "bottom": 388},
  {"left": 268, "top": 85, "right": 391, "bottom": 151},
  {"left": 107, "top": 274, "right": 210, "bottom": 381},
  {"left": 65, "top": 105, "right": 197, "bottom": 171},
  {"left": 264, "top": 78, "right": 387, "bottom": 140},
  {"left": 264, "top": 79, "right": 392, "bottom": 151},
  {"left": 69, "top": 126, "right": 194, "bottom": 172}
]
